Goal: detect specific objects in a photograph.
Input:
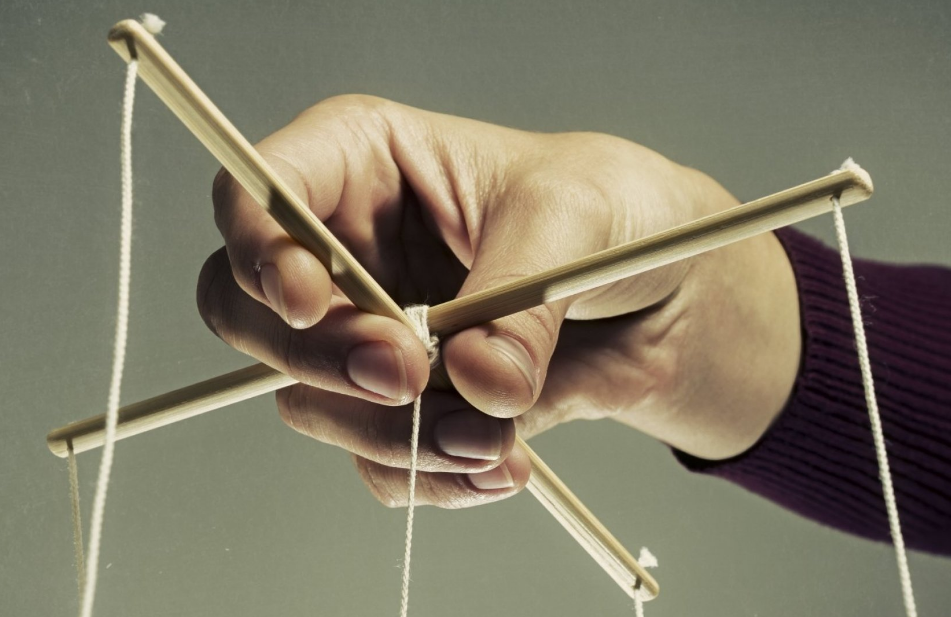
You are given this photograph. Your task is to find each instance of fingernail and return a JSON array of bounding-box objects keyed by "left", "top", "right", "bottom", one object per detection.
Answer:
[
  {"left": 468, "top": 463, "right": 514, "bottom": 490},
  {"left": 434, "top": 410, "right": 502, "bottom": 461},
  {"left": 259, "top": 264, "right": 287, "bottom": 322},
  {"left": 486, "top": 334, "right": 537, "bottom": 395},
  {"left": 347, "top": 341, "right": 407, "bottom": 402}
]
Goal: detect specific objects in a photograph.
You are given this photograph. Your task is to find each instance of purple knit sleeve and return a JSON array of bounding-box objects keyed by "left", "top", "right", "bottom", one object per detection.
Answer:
[{"left": 674, "top": 228, "right": 951, "bottom": 556}]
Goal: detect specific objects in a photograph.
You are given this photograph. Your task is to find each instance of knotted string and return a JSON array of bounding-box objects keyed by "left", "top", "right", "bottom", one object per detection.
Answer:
[
  {"left": 832, "top": 160, "right": 917, "bottom": 617},
  {"left": 398, "top": 305, "right": 440, "bottom": 617},
  {"left": 633, "top": 547, "right": 659, "bottom": 617}
]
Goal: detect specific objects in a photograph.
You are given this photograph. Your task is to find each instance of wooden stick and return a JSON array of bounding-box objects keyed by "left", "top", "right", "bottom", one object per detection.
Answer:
[
  {"left": 58, "top": 18, "right": 687, "bottom": 600},
  {"left": 46, "top": 164, "right": 873, "bottom": 458},
  {"left": 50, "top": 364, "right": 296, "bottom": 457},
  {"left": 430, "top": 165, "right": 871, "bottom": 333},
  {"left": 48, "top": 19, "right": 875, "bottom": 601},
  {"left": 46, "top": 166, "right": 872, "bottom": 600},
  {"left": 107, "top": 21, "right": 412, "bottom": 332}
]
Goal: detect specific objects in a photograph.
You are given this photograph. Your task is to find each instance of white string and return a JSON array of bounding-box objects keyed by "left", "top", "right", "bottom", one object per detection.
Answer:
[
  {"left": 398, "top": 391, "right": 422, "bottom": 617},
  {"left": 398, "top": 305, "right": 439, "bottom": 617},
  {"left": 633, "top": 547, "right": 658, "bottom": 617},
  {"left": 67, "top": 40, "right": 906, "bottom": 617},
  {"left": 831, "top": 190, "right": 917, "bottom": 617},
  {"left": 67, "top": 443, "right": 86, "bottom": 605},
  {"left": 77, "top": 57, "right": 139, "bottom": 617},
  {"left": 71, "top": 17, "right": 166, "bottom": 616}
]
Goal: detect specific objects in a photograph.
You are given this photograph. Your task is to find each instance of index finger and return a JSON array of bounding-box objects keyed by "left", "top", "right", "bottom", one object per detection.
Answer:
[{"left": 211, "top": 95, "right": 402, "bottom": 329}]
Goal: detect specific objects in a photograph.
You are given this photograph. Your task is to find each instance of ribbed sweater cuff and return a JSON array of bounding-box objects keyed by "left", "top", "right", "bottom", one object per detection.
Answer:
[{"left": 674, "top": 228, "right": 951, "bottom": 555}]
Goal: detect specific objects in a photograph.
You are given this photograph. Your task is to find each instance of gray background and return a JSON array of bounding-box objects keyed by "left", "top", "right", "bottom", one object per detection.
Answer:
[{"left": 2, "top": 1, "right": 950, "bottom": 615}]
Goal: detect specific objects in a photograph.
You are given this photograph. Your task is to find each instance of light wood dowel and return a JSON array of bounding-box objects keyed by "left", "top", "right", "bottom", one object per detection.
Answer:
[
  {"left": 523, "top": 444, "right": 659, "bottom": 599},
  {"left": 107, "top": 18, "right": 661, "bottom": 600},
  {"left": 46, "top": 170, "right": 871, "bottom": 599},
  {"left": 106, "top": 21, "right": 411, "bottom": 331},
  {"left": 428, "top": 167, "right": 871, "bottom": 334},
  {"left": 46, "top": 164, "right": 873, "bottom": 459},
  {"left": 48, "top": 19, "right": 876, "bottom": 602},
  {"left": 47, "top": 160, "right": 873, "bottom": 460},
  {"left": 49, "top": 364, "right": 296, "bottom": 458}
]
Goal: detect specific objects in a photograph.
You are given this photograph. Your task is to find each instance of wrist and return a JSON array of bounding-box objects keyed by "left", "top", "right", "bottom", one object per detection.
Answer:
[
  {"left": 662, "top": 232, "right": 801, "bottom": 459},
  {"left": 612, "top": 173, "right": 802, "bottom": 460}
]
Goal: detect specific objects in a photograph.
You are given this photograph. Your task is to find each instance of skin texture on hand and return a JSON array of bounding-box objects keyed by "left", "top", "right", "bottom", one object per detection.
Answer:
[{"left": 196, "top": 95, "right": 801, "bottom": 509}]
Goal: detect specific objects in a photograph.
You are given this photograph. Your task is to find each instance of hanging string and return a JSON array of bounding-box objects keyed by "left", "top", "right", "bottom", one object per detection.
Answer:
[
  {"left": 68, "top": 17, "right": 165, "bottom": 617},
  {"left": 76, "top": 55, "right": 140, "bottom": 617},
  {"left": 831, "top": 175, "right": 917, "bottom": 617},
  {"left": 399, "top": 305, "right": 440, "bottom": 617},
  {"left": 67, "top": 442, "right": 86, "bottom": 605},
  {"left": 64, "top": 32, "right": 907, "bottom": 617}
]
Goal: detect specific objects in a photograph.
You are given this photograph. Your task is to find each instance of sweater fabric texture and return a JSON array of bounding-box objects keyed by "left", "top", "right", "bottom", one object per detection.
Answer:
[{"left": 675, "top": 228, "right": 951, "bottom": 555}]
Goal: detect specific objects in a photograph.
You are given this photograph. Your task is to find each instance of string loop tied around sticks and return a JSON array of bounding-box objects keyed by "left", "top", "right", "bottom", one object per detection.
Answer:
[{"left": 405, "top": 305, "right": 440, "bottom": 368}]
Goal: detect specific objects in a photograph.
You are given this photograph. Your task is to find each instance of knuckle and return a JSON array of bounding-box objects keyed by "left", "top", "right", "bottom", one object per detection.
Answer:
[
  {"left": 226, "top": 235, "right": 264, "bottom": 295},
  {"left": 359, "top": 410, "right": 404, "bottom": 468},
  {"left": 553, "top": 178, "right": 611, "bottom": 222},
  {"left": 523, "top": 303, "right": 560, "bottom": 347},
  {"left": 509, "top": 163, "right": 614, "bottom": 232},
  {"left": 427, "top": 474, "right": 496, "bottom": 510},
  {"left": 262, "top": 149, "right": 313, "bottom": 207},
  {"left": 275, "top": 387, "right": 295, "bottom": 428},
  {"left": 515, "top": 168, "right": 598, "bottom": 200},
  {"left": 195, "top": 249, "right": 230, "bottom": 336},
  {"left": 283, "top": 332, "right": 325, "bottom": 387},
  {"left": 418, "top": 473, "right": 460, "bottom": 509},
  {"left": 195, "top": 249, "right": 257, "bottom": 357},
  {"left": 353, "top": 456, "right": 402, "bottom": 508},
  {"left": 211, "top": 167, "right": 237, "bottom": 230},
  {"left": 275, "top": 386, "right": 312, "bottom": 436},
  {"left": 563, "top": 130, "right": 617, "bottom": 153},
  {"left": 505, "top": 168, "right": 557, "bottom": 204},
  {"left": 307, "top": 94, "right": 394, "bottom": 149},
  {"left": 360, "top": 408, "right": 386, "bottom": 462},
  {"left": 209, "top": 173, "right": 260, "bottom": 292},
  {"left": 312, "top": 93, "right": 389, "bottom": 117}
]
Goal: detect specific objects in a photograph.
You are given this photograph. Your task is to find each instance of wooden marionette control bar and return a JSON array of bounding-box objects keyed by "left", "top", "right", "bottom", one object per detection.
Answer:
[
  {"left": 47, "top": 164, "right": 872, "bottom": 459},
  {"left": 47, "top": 18, "right": 877, "bottom": 603}
]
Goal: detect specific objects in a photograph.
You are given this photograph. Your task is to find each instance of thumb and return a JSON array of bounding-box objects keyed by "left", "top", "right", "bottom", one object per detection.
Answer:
[{"left": 441, "top": 177, "right": 613, "bottom": 418}]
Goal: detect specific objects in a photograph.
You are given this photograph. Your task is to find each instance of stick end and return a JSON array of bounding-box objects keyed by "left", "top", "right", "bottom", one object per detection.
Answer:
[
  {"left": 633, "top": 547, "right": 660, "bottom": 601},
  {"left": 46, "top": 431, "right": 69, "bottom": 458},
  {"left": 108, "top": 15, "right": 164, "bottom": 60},
  {"left": 107, "top": 19, "right": 142, "bottom": 60}
]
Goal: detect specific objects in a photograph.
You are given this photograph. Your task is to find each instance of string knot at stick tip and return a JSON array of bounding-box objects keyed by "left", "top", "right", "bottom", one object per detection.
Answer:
[
  {"left": 140, "top": 13, "right": 165, "bottom": 35},
  {"left": 834, "top": 157, "right": 873, "bottom": 193},
  {"left": 633, "top": 547, "right": 659, "bottom": 616}
]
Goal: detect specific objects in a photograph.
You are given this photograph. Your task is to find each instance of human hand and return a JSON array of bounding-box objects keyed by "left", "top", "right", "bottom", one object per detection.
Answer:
[{"left": 197, "top": 95, "right": 801, "bottom": 508}]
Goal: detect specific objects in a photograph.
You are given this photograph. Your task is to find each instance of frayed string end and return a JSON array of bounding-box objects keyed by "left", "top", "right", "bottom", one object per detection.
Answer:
[
  {"left": 834, "top": 157, "right": 873, "bottom": 193},
  {"left": 633, "top": 546, "right": 659, "bottom": 617},
  {"left": 140, "top": 13, "right": 165, "bottom": 35}
]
